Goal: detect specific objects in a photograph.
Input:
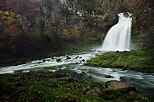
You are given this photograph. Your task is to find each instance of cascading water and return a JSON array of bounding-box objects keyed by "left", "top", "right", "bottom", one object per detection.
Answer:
[{"left": 101, "top": 12, "right": 132, "bottom": 51}]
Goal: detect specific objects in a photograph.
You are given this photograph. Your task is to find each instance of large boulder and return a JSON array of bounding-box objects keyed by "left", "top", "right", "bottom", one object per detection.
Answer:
[
  {"left": 83, "top": 80, "right": 136, "bottom": 97},
  {"left": 103, "top": 80, "right": 136, "bottom": 92}
]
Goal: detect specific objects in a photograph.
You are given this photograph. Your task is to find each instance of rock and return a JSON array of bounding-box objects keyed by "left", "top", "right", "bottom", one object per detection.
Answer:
[
  {"left": 43, "top": 59, "right": 46, "bottom": 62},
  {"left": 105, "top": 75, "right": 114, "bottom": 78},
  {"left": 82, "top": 72, "right": 86, "bottom": 74},
  {"left": 66, "top": 56, "right": 71, "bottom": 60},
  {"left": 47, "top": 60, "right": 50, "bottom": 61},
  {"left": 84, "top": 86, "right": 103, "bottom": 97},
  {"left": 103, "top": 80, "right": 136, "bottom": 92},
  {"left": 95, "top": 54, "right": 99, "bottom": 56},
  {"left": 56, "top": 59, "right": 61, "bottom": 62},
  {"left": 80, "top": 72, "right": 86, "bottom": 76},
  {"left": 101, "top": 80, "right": 137, "bottom": 100},
  {"left": 129, "top": 91, "right": 136, "bottom": 95},
  {"left": 75, "top": 56, "right": 79, "bottom": 59},
  {"left": 82, "top": 59, "right": 85, "bottom": 62}
]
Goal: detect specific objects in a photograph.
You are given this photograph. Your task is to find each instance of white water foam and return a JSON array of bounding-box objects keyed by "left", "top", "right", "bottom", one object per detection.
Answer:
[
  {"left": 100, "top": 12, "right": 132, "bottom": 51},
  {"left": 0, "top": 51, "right": 102, "bottom": 74}
]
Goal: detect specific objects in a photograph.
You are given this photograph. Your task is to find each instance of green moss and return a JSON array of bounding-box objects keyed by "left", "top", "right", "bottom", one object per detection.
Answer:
[
  {"left": 136, "top": 94, "right": 151, "bottom": 102},
  {"left": 86, "top": 49, "right": 154, "bottom": 72},
  {"left": 0, "top": 71, "right": 107, "bottom": 102},
  {"left": 0, "top": 79, "right": 16, "bottom": 95},
  {"left": 18, "top": 84, "right": 106, "bottom": 102},
  {"left": 0, "top": 71, "right": 152, "bottom": 102}
]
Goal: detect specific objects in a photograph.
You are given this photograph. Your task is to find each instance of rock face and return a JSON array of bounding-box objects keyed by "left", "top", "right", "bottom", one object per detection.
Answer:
[{"left": 104, "top": 80, "right": 136, "bottom": 91}]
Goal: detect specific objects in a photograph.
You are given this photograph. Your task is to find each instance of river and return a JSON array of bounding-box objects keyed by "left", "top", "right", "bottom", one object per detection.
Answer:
[{"left": 0, "top": 50, "right": 154, "bottom": 96}]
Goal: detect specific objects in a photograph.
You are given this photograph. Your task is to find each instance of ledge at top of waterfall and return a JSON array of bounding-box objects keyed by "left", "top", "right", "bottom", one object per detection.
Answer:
[{"left": 100, "top": 12, "right": 132, "bottom": 52}]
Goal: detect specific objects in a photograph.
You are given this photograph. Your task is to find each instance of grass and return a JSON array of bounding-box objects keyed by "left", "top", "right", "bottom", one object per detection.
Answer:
[
  {"left": 0, "top": 71, "right": 107, "bottom": 102},
  {"left": 0, "top": 71, "right": 152, "bottom": 102},
  {"left": 85, "top": 49, "right": 154, "bottom": 73}
]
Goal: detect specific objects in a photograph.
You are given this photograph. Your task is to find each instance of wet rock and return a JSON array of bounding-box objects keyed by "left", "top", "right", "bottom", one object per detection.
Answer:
[
  {"left": 105, "top": 75, "right": 114, "bottom": 78},
  {"left": 75, "top": 56, "right": 79, "bottom": 59},
  {"left": 66, "top": 56, "right": 71, "bottom": 60},
  {"left": 56, "top": 59, "right": 61, "bottom": 62},
  {"left": 82, "top": 59, "right": 85, "bottom": 62},
  {"left": 80, "top": 72, "right": 86, "bottom": 76},
  {"left": 95, "top": 54, "right": 99, "bottom": 56},
  {"left": 103, "top": 80, "right": 136, "bottom": 92},
  {"left": 47, "top": 60, "right": 50, "bottom": 61},
  {"left": 43, "top": 59, "right": 46, "bottom": 62},
  {"left": 82, "top": 72, "right": 86, "bottom": 74}
]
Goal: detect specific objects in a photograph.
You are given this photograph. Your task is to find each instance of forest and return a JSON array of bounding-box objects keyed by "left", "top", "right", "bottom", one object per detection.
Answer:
[{"left": 0, "top": 0, "right": 153, "bottom": 58}]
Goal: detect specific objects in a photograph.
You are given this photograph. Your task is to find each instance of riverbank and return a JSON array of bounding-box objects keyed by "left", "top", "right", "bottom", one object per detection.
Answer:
[
  {"left": 85, "top": 49, "right": 154, "bottom": 73},
  {"left": 0, "top": 71, "right": 152, "bottom": 102},
  {"left": 0, "top": 43, "right": 99, "bottom": 67}
]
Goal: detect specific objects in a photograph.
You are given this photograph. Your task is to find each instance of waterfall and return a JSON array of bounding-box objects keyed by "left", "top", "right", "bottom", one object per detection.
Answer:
[{"left": 101, "top": 12, "right": 132, "bottom": 51}]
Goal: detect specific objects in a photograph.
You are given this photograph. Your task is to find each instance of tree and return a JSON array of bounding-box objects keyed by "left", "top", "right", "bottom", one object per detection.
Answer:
[
  {"left": 0, "top": 10, "right": 20, "bottom": 34},
  {"left": 0, "top": 0, "right": 7, "bottom": 10}
]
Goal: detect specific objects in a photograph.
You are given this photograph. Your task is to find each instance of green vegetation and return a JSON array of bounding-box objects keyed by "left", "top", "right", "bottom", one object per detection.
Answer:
[
  {"left": 86, "top": 49, "right": 154, "bottom": 72},
  {"left": 0, "top": 71, "right": 152, "bottom": 102},
  {"left": 0, "top": 71, "right": 106, "bottom": 102}
]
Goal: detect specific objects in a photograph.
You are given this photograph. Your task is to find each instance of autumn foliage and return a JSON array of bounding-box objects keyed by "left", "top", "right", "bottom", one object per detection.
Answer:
[{"left": 0, "top": 0, "right": 153, "bottom": 58}]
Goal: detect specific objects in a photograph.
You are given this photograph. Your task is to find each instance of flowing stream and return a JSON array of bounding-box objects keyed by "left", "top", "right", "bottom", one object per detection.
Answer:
[{"left": 0, "top": 50, "right": 154, "bottom": 96}]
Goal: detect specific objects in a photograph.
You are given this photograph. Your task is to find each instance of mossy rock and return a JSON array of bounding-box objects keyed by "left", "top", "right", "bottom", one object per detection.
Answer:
[
  {"left": 86, "top": 49, "right": 154, "bottom": 73},
  {"left": 0, "top": 71, "right": 107, "bottom": 102}
]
